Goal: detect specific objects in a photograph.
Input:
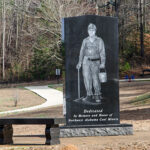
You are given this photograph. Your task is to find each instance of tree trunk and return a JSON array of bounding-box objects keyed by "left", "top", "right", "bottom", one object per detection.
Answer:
[
  {"left": 2, "top": 0, "right": 6, "bottom": 80},
  {"left": 115, "top": 0, "right": 120, "bottom": 17},
  {"left": 140, "top": 0, "right": 144, "bottom": 57},
  {"left": 15, "top": 0, "right": 19, "bottom": 51}
]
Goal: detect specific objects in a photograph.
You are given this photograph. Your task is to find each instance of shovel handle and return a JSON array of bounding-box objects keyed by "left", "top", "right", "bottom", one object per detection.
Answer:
[{"left": 78, "top": 68, "right": 80, "bottom": 99}]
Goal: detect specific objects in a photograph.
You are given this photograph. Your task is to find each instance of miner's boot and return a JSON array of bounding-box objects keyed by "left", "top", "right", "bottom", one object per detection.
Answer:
[
  {"left": 83, "top": 96, "right": 92, "bottom": 102},
  {"left": 95, "top": 95, "right": 102, "bottom": 103}
]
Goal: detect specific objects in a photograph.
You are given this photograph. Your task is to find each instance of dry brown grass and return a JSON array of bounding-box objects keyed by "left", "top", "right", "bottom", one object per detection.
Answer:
[{"left": 0, "top": 88, "right": 45, "bottom": 113}]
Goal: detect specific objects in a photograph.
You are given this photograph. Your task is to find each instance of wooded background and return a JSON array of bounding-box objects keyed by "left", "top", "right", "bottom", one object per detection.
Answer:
[{"left": 0, "top": 0, "right": 150, "bottom": 82}]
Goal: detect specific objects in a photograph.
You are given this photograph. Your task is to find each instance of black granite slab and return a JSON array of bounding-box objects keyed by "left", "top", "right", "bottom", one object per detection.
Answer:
[
  {"left": 0, "top": 118, "right": 65, "bottom": 125},
  {"left": 0, "top": 125, "right": 13, "bottom": 144},
  {"left": 62, "top": 15, "right": 119, "bottom": 126},
  {"left": 60, "top": 124, "right": 133, "bottom": 129}
]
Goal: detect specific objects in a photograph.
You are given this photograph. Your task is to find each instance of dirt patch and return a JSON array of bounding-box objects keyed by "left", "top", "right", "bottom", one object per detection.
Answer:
[
  {"left": 5, "top": 105, "right": 150, "bottom": 149},
  {"left": 1, "top": 132, "right": 150, "bottom": 149},
  {"left": 1, "top": 81, "right": 150, "bottom": 149},
  {"left": 0, "top": 88, "right": 45, "bottom": 115},
  {"left": 119, "top": 81, "right": 150, "bottom": 110},
  {"left": 3, "top": 105, "right": 63, "bottom": 118}
]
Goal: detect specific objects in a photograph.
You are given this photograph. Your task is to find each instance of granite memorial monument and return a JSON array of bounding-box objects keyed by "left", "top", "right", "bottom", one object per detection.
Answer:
[{"left": 60, "top": 15, "right": 133, "bottom": 137}]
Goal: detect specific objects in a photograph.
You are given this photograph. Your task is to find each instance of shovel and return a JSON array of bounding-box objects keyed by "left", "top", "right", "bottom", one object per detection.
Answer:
[{"left": 78, "top": 68, "right": 80, "bottom": 99}]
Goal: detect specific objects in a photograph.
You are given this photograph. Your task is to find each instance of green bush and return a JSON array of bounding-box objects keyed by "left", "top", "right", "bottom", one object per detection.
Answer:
[{"left": 120, "top": 62, "right": 131, "bottom": 73}]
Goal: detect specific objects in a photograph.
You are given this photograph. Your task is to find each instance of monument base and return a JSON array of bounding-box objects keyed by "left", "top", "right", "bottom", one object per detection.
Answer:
[{"left": 60, "top": 124, "right": 133, "bottom": 138}]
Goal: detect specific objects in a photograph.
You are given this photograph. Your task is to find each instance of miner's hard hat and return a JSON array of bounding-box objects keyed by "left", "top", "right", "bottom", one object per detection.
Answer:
[{"left": 88, "top": 23, "right": 96, "bottom": 30}]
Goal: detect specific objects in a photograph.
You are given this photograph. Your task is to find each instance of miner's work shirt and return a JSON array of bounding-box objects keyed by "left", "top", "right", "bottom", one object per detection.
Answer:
[{"left": 79, "top": 36, "right": 106, "bottom": 65}]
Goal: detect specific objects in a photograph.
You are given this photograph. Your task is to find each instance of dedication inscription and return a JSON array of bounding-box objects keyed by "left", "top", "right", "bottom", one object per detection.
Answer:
[{"left": 63, "top": 15, "right": 119, "bottom": 126}]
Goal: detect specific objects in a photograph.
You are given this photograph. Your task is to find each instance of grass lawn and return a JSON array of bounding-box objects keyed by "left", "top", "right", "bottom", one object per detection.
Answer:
[
  {"left": 130, "top": 92, "right": 150, "bottom": 106},
  {"left": 48, "top": 84, "right": 63, "bottom": 92}
]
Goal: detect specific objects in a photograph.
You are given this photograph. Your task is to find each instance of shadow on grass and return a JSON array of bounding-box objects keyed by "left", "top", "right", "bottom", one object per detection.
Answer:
[
  {"left": 120, "top": 107, "right": 150, "bottom": 120},
  {"left": 120, "top": 93, "right": 144, "bottom": 97},
  {"left": 121, "top": 92, "right": 150, "bottom": 108},
  {"left": 3, "top": 106, "right": 63, "bottom": 118}
]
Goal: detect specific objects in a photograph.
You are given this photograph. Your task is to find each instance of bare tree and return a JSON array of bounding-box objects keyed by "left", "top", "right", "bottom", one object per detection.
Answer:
[
  {"left": 2, "top": 0, "right": 6, "bottom": 80},
  {"left": 0, "top": 0, "right": 150, "bottom": 81},
  {"left": 32, "top": 0, "right": 95, "bottom": 63}
]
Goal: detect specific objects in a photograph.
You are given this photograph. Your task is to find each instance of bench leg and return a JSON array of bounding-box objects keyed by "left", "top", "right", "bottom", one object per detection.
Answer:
[
  {"left": 45, "top": 124, "right": 60, "bottom": 145},
  {"left": 0, "top": 125, "right": 13, "bottom": 144},
  {"left": 142, "top": 71, "right": 144, "bottom": 76}
]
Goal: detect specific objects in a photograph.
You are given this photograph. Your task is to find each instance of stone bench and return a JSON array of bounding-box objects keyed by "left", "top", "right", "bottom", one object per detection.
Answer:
[{"left": 0, "top": 118, "right": 65, "bottom": 145}]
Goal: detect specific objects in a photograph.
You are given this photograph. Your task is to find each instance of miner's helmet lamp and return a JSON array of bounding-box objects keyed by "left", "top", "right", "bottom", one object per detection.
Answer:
[{"left": 88, "top": 23, "right": 97, "bottom": 31}]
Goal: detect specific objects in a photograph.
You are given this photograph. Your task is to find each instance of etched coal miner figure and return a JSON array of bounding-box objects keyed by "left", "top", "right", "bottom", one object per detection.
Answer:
[{"left": 76, "top": 23, "right": 106, "bottom": 103}]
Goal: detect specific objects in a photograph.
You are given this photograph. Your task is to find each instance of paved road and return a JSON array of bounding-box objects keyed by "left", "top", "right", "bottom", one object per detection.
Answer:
[{"left": 0, "top": 86, "right": 63, "bottom": 115}]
